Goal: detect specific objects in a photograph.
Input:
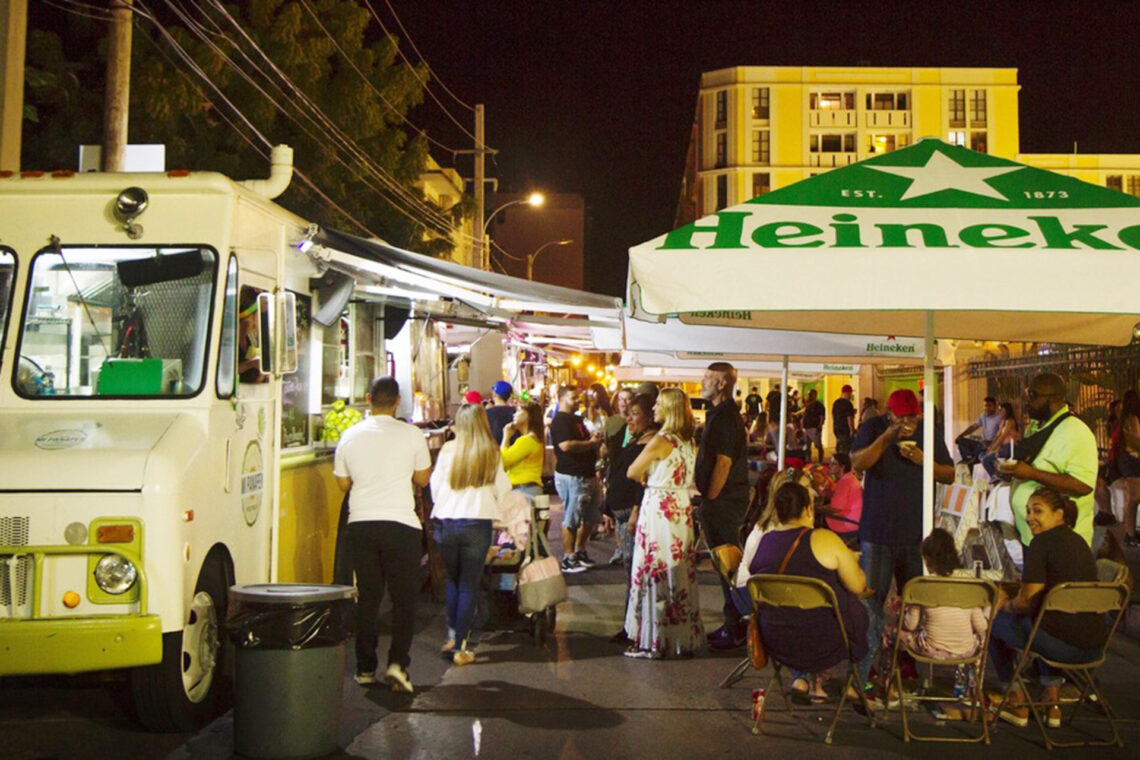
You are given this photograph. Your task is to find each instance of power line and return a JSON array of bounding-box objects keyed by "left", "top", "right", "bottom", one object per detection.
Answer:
[
  {"left": 360, "top": 0, "right": 490, "bottom": 150},
  {"left": 163, "top": 0, "right": 467, "bottom": 240},
  {"left": 377, "top": 0, "right": 474, "bottom": 113},
  {"left": 296, "top": 0, "right": 466, "bottom": 158},
  {"left": 37, "top": 0, "right": 111, "bottom": 20}
]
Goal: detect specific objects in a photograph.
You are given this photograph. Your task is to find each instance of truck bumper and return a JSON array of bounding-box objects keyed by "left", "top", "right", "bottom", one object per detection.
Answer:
[{"left": 0, "top": 614, "right": 163, "bottom": 675}]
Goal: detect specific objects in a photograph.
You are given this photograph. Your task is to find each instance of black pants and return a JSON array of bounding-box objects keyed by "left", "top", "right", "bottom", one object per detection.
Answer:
[
  {"left": 697, "top": 496, "right": 748, "bottom": 628},
  {"left": 349, "top": 520, "right": 422, "bottom": 673}
]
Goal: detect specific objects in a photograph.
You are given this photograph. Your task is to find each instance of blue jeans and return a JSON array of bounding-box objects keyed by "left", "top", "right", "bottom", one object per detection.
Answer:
[
  {"left": 436, "top": 519, "right": 494, "bottom": 648},
  {"left": 858, "top": 541, "right": 923, "bottom": 683},
  {"left": 988, "top": 610, "right": 1101, "bottom": 687}
]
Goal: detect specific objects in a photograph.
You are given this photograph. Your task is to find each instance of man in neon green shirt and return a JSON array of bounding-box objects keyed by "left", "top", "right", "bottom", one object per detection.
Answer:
[{"left": 1000, "top": 373, "right": 1097, "bottom": 547}]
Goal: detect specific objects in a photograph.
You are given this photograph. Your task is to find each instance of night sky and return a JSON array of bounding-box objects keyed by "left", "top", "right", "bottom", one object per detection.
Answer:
[{"left": 388, "top": 0, "right": 1140, "bottom": 296}]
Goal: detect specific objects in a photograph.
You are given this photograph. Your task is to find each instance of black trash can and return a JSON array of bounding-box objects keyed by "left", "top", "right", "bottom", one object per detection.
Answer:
[{"left": 226, "top": 583, "right": 356, "bottom": 759}]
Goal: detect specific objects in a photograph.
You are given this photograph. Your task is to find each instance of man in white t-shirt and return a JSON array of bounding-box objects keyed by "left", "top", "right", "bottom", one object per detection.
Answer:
[{"left": 335, "top": 376, "right": 432, "bottom": 692}]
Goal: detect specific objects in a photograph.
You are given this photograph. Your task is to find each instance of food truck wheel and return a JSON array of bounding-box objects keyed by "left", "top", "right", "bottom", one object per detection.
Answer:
[{"left": 130, "top": 559, "right": 231, "bottom": 732}]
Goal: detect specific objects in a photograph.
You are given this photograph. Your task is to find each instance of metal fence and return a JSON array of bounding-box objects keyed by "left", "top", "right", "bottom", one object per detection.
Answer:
[{"left": 965, "top": 344, "right": 1140, "bottom": 450}]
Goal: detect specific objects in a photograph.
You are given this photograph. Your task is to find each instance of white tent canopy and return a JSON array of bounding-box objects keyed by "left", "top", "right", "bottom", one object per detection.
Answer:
[{"left": 628, "top": 139, "right": 1140, "bottom": 534}]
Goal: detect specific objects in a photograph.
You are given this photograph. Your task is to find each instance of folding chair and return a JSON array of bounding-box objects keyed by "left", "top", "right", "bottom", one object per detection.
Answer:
[
  {"left": 998, "top": 581, "right": 1129, "bottom": 749},
  {"left": 706, "top": 543, "right": 753, "bottom": 688},
  {"left": 885, "top": 576, "right": 998, "bottom": 743},
  {"left": 746, "top": 574, "right": 876, "bottom": 744}
]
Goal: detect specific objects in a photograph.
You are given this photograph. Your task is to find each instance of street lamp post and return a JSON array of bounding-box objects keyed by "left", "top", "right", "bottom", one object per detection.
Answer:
[
  {"left": 527, "top": 239, "right": 573, "bottom": 280},
  {"left": 482, "top": 192, "right": 544, "bottom": 271}
]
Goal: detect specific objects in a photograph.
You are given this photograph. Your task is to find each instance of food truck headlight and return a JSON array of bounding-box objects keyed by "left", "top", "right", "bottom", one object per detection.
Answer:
[{"left": 93, "top": 554, "right": 138, "bottom": 595}]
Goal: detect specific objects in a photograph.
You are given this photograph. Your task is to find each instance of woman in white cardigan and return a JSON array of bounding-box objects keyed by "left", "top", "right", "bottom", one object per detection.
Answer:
[{"left": 430, "top": 403, "right": 511, "bottom": 665}]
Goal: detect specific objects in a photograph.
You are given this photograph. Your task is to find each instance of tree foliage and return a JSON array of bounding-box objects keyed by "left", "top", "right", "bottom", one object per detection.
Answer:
[{"left": 24, "top": 1, "right": 468, "bottom": 256}]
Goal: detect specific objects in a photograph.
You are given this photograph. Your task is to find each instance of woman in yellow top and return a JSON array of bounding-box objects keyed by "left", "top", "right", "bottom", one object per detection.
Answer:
[{"left": 500, "top": 402, "right": 546, "bottom": 499}]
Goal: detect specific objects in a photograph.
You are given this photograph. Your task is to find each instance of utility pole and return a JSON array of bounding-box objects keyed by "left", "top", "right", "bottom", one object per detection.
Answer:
[
  {"left": 102, "top": 0, "right": 133, "bottom": 172},
  {"left": 0, "top": 0, "right": 27, "bottom": 172},
  {"left": 474, "top": 103, "right": 486, "bottom": 270}
]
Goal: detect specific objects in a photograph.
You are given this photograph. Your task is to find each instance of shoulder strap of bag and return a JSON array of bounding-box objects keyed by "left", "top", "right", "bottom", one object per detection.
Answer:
[
  {"left": 1015, "top": 411, "right": 1072, "bottom": 465},
  {"left": 777, "top": 527, "right": 811, "bottom": 575}
]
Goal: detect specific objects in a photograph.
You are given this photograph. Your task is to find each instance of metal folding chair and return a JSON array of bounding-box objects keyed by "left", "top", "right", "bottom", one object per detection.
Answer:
[
  {"left": 706, "top": 542, "right": 753, "bottom": 688},
  {"left": 998, "top": 581, "right": 1129, "bottom": 749},
  {"left": 746, "top": 574, "right": 876, "bottom": 744},
  {"left": 885, "top": 576, "right": 998, "bottom": 743}
]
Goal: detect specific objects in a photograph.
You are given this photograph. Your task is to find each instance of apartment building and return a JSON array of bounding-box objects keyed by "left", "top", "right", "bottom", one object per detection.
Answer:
[
  {"left": 677, "top": 66, "right": 1140, "bottom": 223},
  {"left": 417, "top": 155, "right": 478, "bottom": 267}
]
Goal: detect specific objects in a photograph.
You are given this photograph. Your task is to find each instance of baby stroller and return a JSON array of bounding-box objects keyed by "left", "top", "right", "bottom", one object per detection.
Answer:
[{"left": 485, "top": 491, "right": 561, "bottom": 644}]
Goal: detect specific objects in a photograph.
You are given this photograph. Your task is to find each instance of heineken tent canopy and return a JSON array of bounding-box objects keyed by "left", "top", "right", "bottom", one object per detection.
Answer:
[{"left": 628, "top": 138, "right": 1140, "bottom": 346}]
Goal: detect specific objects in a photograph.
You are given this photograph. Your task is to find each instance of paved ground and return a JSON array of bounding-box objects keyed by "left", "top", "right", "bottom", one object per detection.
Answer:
[{"left": 5, "top": 503, "right": 1140, "bottom": 759}]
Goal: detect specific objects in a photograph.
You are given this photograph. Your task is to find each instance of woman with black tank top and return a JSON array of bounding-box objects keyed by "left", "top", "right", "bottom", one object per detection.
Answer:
[{"left": 749, "top": 482, "right": 872, "bottom": 700}]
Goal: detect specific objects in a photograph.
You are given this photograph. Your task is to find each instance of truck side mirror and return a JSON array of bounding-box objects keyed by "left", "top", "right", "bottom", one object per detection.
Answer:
[
  {"left": 257, "top": 291, "right": 274, "bottom": 375},
  {"left": 278, "top": 291, "right": 298, "bottom": 374}
]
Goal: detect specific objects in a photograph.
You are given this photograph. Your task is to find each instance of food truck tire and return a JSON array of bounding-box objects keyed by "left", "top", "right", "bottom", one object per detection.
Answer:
[{"left": 130, "top": 558, "right": 231, "bottom": 732}]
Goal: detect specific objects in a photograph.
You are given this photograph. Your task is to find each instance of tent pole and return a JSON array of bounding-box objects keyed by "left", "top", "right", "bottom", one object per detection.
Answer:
[
  {"left": 777, "top": 356, "right": 788, "bottom": 471},
  {"left": 923, "top": 311, "right": 935, "bottom": 540}
]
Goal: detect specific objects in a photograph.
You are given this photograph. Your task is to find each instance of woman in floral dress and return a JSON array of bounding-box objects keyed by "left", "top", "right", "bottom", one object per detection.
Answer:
[{"left": 623, "top": 388, "right": 704, "bottom": 658}]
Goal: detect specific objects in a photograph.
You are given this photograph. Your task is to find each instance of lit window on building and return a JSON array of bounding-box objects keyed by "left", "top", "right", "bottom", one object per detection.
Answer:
[
  {"left": 811, "top": 92, "right": 854, "bottom": 110},
  {"left": 752, "top": 172, "right": 771, "bottom": 198},
  {"left": 715, "top": 132, "right": 727, "bottom": 168},
  {"left": 970, "top": 89, "right": 987, "bottom": 126},
  {"left": 752, "top": 87, "right": 770, "bottom": 119},
  {"left": 752, "top": 130, "right": 770, "bottom": 164},
  {"left": 1128, "top": 175, "right": 1140, "bottom": 197},
  {"left": 949, "top": 89, "right": 966, "bottom": 127},
  {"left": 715, "top": 91, "right": 727, "bottom": 127},
  {"left": 1106, "top": 175, "right": 1123, "bottom": 192},
  {"left": 868, "top": 134, "right": 897, "bottom": 154},
  {"left": 970, "top": 131, "right": 987, "bottom": 154},
  {"left": 716, "top": 174, "right": 728, "bottom": 210},
  {"left": 948, "top": 130, "right": 966, "bottom": 146}
]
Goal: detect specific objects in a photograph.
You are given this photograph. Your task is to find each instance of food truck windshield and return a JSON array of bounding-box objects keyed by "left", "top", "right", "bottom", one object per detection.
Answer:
[{"left": 14, "top": 246, "right": 218, "bottom": 398}]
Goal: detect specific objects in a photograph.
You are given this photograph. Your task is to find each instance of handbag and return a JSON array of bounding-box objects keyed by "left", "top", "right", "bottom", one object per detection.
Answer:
[
  {"left": 517, "top": 518, "right": 566, "bottom": 614},
  {"left": 747, "top": 526, "right": 812, "bottom": 670}
]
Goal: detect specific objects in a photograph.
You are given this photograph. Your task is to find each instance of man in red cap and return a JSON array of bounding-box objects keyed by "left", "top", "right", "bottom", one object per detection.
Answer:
[
  {"left": 850, "top": 388, "right": 954, "bottom": 685},
  {"left": 831, "top": 384, "right": 857, "bottom": 454}
]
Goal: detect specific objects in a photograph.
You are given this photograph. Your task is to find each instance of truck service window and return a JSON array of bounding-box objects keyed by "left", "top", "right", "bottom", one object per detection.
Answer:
[{"left": 14, "top": 246, "right": 217, "bottom": 398}]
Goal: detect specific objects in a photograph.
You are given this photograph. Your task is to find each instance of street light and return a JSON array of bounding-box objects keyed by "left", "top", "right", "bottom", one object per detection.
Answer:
[
  {"left": 526, "top": 238, "right": 573, "bottom": 280},
  {"left": 483, "top": 192, "right": 544, "bottom": 234}
]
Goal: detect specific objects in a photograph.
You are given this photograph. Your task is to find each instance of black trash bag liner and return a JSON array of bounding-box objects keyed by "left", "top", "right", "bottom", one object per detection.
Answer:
[{"left": 226, "top": 597, "right": 355, "bottom": 649}]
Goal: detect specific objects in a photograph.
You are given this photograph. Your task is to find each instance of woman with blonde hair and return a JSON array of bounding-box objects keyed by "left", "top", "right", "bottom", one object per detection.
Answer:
[
  {"left": 623, "top": 387, "right": 704, "bottom": 658},
  {"left": 430, "top": 403, "right": 511, "bottom": 665}
]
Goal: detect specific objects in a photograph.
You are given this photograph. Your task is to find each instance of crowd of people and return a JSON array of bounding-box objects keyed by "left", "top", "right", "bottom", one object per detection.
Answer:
[{"left": 330, "top": 368, "right": 1128, "bottom": 730}]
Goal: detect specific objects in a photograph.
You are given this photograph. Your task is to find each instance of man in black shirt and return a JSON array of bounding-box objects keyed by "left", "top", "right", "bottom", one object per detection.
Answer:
[
  {"left": 696, "top": 362, "right": 750, "bottom": 649},
  {"left": 831, "top": 384, "right": 856, "bottom": 454},
  {"left": 549, "top": 386, "right": 603, "bottom": 573},
  {"left": 744, "top": 386, "right": 762, "bottom": 424},
  {"left": 485, "top": 380, "right": 516, "bottom": 445},
  {"left": 801, "top": 388, "right": 826, "bottom": 463}
]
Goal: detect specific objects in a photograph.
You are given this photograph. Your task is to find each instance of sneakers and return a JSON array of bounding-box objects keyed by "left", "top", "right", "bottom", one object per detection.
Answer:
[
  {"left": 574, "top": 550, "right": 596, "bottom": 568},
  {"left": 998, "top": 703, "right": 1029, "bottom": 728},
  {"left": 353, "top": 670, "right": 376, "bottom": 686},
  {"left": 560, "top": 555, "right": 587, "bottom": 574},
  {"left": 1046, "top": 705, "right": 1063, "bottom": 729},
  {"left": 609, "top": 549, "right": 624, "bottom": 566},
  {"left": 706, "top": 624, "right": 746, "bottom": 650},
  {"left": 1124, "top": 534, "right": 1140, "bottom": 548},
  {"left": 384, "top": 663, "right": 414, "bottom": 693},
  {"left": 452, "top": 649, "right": 476, "bottom": 666}
]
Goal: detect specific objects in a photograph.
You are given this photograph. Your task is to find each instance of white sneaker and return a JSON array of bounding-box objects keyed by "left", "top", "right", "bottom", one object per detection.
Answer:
[
  {"left": 353, "top": 670, "right": 376, "bottom": 685},
  {"left": 384, "top": 663, "right": 414, "bottom": 693},
  {"left": 560, "top": 555, "right": 586, "bottom": 574}
]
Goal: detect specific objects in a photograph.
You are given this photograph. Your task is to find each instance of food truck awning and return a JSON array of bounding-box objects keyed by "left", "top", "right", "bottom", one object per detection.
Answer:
[{"left": 309, "top": 226, "right": 621, "bottom": 321}]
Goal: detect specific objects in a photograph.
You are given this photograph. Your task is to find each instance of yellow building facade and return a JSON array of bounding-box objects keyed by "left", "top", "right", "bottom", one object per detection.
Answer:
[{"left": 678, "top": 66, "right": 1140, "bottom": 222}]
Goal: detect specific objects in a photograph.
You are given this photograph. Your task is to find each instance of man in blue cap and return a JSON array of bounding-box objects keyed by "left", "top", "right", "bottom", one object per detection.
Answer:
[{"left": 486, "top": 380, "right": 516, "bottom": 444}]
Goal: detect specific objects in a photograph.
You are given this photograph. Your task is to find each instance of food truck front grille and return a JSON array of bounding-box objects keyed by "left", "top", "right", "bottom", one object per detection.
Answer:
[{"left": 1, "top": 516, "right": 31, "bottom": 609}]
